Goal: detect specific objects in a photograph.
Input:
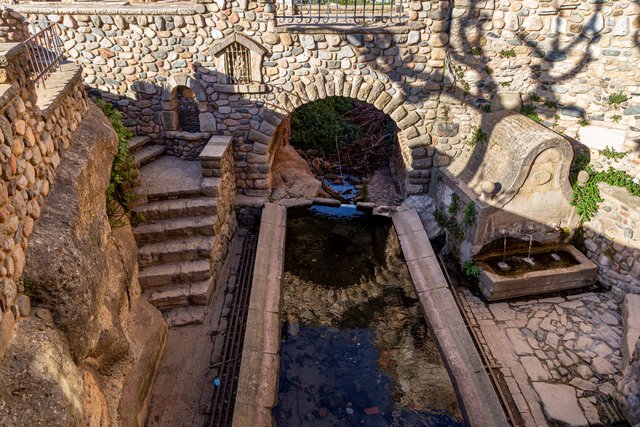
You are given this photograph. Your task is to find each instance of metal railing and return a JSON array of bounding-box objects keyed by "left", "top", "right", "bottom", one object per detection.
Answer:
[
  {"left": 276, "top": 0, "right": 409, "bottom": 25},
  {"left": 22, "top": 24, "right": 64, "bottom": 88}
]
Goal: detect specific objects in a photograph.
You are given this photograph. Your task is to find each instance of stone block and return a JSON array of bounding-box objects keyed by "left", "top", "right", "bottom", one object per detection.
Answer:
[
  {"left": 491, "top": 91, "right": 521, "bottom": 112},
  {"left": 623, "top": 293, "right": 640, "bottom": 367},
  {"left": 199, "top": 112, "right": 217, "bottom": 132}
]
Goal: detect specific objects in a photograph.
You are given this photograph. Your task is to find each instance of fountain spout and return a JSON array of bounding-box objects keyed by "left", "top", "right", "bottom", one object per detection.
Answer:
[{"left": 523, "top": 232, "right": 535, "bottom": 266}]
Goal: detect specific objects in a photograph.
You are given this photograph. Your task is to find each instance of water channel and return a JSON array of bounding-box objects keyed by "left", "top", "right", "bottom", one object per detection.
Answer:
[{"left": 274, "top": 205, "right": 463, "bottom": 426}]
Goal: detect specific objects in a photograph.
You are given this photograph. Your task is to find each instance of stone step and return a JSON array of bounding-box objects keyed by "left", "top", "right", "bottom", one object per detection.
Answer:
[
  {"left": 201, "top": 177, "right": 221, "bottom": 197},
  {"left": 129, "top": 135, "right": 152, "bottom": 153},
  {"left": 134, "top": 144, "right": 167, "bottom": 167},
  {"left": 144, "top": 183, "right": 203, "bottom": 203},
  {"left": 138, "top": 236, "right": 213, "bottom": 268},
  {"left": 133, "top": 197, "right": 218, "bottom": 222},
  {"left": 138, "top": 259, "right": 211, "bottom": 289},
  {"left": 165, "top": 305, "right": 208, "bottom": 327},
  {"left": 146, "top": 279, "right": 214, "bottom": 311},
  {"left": 133, "top": 215, "right": 217, "bottom": 244}
]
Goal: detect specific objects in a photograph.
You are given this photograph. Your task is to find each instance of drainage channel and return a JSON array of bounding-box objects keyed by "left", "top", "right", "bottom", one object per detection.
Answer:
[{"left": 208, "top": 233, "right": 258, "bottom": 427}]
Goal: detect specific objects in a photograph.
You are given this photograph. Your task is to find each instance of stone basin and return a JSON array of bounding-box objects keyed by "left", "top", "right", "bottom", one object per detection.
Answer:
[{"left": 477, "top": 244, "right": 597, "bottom": 301}]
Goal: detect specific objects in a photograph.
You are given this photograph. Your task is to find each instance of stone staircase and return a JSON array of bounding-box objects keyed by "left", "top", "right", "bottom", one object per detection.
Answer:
[
  {"left": 130, "top": 135, "right": 237, "bottom": 326},
  {"left": 129, "top": 135, "right": 167, "bottom": 167}
]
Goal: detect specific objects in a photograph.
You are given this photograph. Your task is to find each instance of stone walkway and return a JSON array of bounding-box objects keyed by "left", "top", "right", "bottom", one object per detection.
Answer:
[
  {"left": 139, "top": 155, "right": 202, "bottom": 198},
  {"left": 366, "top": 166, "right": 403, "bottom": 206},
  {"left": 458, "top": 287, "right": 625, "bottom": 426}
]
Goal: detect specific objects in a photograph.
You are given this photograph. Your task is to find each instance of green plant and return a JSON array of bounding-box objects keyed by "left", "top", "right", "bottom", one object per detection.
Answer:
[
  {"left": 469, "top": 126, "right": 487, "bottom": 147},
  {"left": 529, "top": 92, "right": 541, "bottom": 102},
  {"left": 480, "top": 105, "right": 491, "bottom": 113},
  {"left": 577, "top": 119, "right": 589, "bottom": 127},
  {"left": 571, "top": 150, "right": 590, "bottom": 182},
  {"left": 20, "top": 277, "right": 37, "bottom": 298},
  {"left": 448, "top": 193, "right": 460, "bottom": 216},
  {"left": 435, "top": 208, "right": 465, "bottom": 241},
  {"left": 499, "top": 82, "right": 511, "bottom": 87},
  {"left": 461, "top": 260, "right": 481, "bottom": 279},
  {"left": 290, "top": 96, "right": 363, "bottom": 154},
  {"left": 499, "top": 48, "right": 516, "bottom": 58},
  {"left": 571, "top": 165, "right": 640, "bottom": 222},
  {"left": 96, "top": 99, "right": 137, "bottom": 226},
  {"left": 612, "top": 114, "right": 622, "bottom": 123},
  {"left": 601, "top": 146, "right": 626, "bottom": 160},
  {"left": 484, "top": 66, "right": 494, "bottom": 75},
  {"left": 521, "top": 104, "right": 542, "bottom": 123},
  {"left": 608, "top": 92, "right": 629, "bottom": 105},
  {"left": 544, "top": 100, "right": 557, "bottom": 109},
  {"left": 470, "top": 46, "right": 482, "bottom": 56},
  {"left": 463, "top": 202, "right": 477, "bottom": 226}
]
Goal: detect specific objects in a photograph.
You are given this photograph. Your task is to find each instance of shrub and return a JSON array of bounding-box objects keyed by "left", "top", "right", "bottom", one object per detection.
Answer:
[
  {"left": 529, "top": 92, "right": 541, "bottom": 102},
  {"left": 463, "top": 202, "right": 477, "bottom": 226},
  {"left": 461, "top": 260, "right": 481, "bottom": 279},
  {"left": 470, "top": 46, "right": 482, "bottom": 56},
  {"left": 290, "top": 96, "right": 363, "bottom": 154},
  {"left": 612, "top": 114, "right": 622, "bottom": 123},
  {"left": 97, "top": 99, "right": 137, "bottom": 226}
]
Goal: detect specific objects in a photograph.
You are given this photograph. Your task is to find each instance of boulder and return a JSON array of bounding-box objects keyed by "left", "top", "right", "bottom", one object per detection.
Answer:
[
  {"left": 270, "top": 143, "right": 323, "bottom": 201},
  {"left": 23, "top": 102, "right": 125, "bottom": 363},
  {"left": 0, "top": 314, "right": 87, "bottom": 426}
]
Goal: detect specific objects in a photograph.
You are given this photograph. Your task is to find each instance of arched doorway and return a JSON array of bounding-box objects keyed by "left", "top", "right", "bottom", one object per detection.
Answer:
[{"left": 269, "top": 96, "right": 404, "bottom": 206}]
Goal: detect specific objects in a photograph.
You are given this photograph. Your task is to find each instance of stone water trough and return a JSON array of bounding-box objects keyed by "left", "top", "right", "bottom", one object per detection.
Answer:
[{"left": 436, "top": 113, "right": 597, "bottom": 300}]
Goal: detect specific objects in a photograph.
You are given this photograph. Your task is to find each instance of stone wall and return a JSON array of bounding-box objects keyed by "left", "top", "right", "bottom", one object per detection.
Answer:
[
  {"left": 11, "top": 2, "right": 443, "bottom": 197},
  {"left": 0, "top": 6, "right": 28, "bottom": 43},
  {"left": 583, "top": 183, "right": 640, "bottom": 299},
  {"left": 0, "top": 42, "right": 88, "bottom": 361}
]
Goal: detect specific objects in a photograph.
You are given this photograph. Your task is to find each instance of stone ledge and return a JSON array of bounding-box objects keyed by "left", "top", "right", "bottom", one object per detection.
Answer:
[
  {"left": 199, "top": 135, "right": 233, "bottom": 161},
  {"left": 212, "top": 83, "right": 268, "bottom": 94},
  {"left": 275, "top": 22, "right": 423, "bottom": 34},
  {"left": 0, "top": 84, "right": 17, "bottom": 111},
  {"left": 165, "top": 130, "right": 212, "bottom": 141},
  {"left": 36, "top": 61, "right": 82, "bottom": 119},
  {"left": 0, "top": 42, "right": 24, "bottom": 68},
  {"left": 391, "top": 208, "right": 509, "bottom": 427},
  {"left": 232, "top": 202, "right": 286, "bottom": 427},
  {"left": 11, "top": 3, "right": 206, "bottom": 16}
]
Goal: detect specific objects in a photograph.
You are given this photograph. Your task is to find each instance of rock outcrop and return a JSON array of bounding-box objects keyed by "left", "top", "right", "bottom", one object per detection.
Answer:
[
  {"left": 270, "top": 143, "right": 323, "bottom": 201},
  {"left": 0, "top": 102, "right": 166, "bottom": 426}
]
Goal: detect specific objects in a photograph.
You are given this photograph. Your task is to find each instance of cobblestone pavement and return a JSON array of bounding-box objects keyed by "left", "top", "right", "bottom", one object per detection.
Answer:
[
  {"left": 366, "top": 166, "right": 403, "bottom": 206},
  {"left": 458, "top": 287, "right": 625, "bottom": 427}
]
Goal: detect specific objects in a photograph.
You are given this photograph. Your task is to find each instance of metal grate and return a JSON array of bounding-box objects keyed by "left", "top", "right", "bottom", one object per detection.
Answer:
[
  {"left": 208, "top": 233, "right": 258, "bottom": 427},
  {"left": 176, "top": 87, "right": 201, "bottom": 133},
  {"left": 276, "top": 0, "right": 409, "bottom": 25},
  {"left": 223, "top": 42, "right": 252, "bottom": 85},
  {"left": 22, "top": 23, "right": 64, "bottom": 88}
]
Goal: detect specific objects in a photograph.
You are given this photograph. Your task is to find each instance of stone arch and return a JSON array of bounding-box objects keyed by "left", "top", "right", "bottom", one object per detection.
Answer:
[
  {"left": 242, "top": 72, "right": 432, "bottom": 197},
  {"left": 160, "top": 75, "right": 216, "bottom": 133}
]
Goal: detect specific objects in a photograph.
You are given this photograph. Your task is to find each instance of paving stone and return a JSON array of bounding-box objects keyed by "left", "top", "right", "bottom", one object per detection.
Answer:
[
  {"left": 522, "top": 356, "right": 549, "bottom": 381},
  {"left": 507, "top": 328, "right": 533, "bottom": 355},
  {"left": 532, "top": 382, "right": 588, "bottom": 427},
  {"left": 592, "top": 357, "right": 616, "bottom": 376},
  {"left": 489, "top": 302, "right": 516, "bottom": 321},
  {"left": 569, "top": 377, "right": 597, "bottom": 391}
]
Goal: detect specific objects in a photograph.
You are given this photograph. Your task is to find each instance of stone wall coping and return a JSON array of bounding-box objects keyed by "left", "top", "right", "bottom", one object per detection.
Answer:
[
  {"left": 232, "top": 202, "right": 286, "bottom": 426},
  {"left": 599, "top": 183, "right": 640, "bottom": 210},
  {"left": 0, "top": 42, "right": 24, "bottom": 68},
  {"left": 11, "top": 3, "right": 206, "bottom": 16},
  {"left": 0, "top": 84, "right": 17, "bottom": 112},
  {"left": 391, "top": 208, "right": 510, "bottom": 427},
  {"left": 199, "top": 135, "right": 233, "bottom": 161},
  {"left": 275, "top": 22, "right": 423, "bottom": 34},
  {"left": 36, "top": 61, "right": 82, "bottom": 119},
  {"left": 165, "top": 130, "right": 212, "bottom": 141}
]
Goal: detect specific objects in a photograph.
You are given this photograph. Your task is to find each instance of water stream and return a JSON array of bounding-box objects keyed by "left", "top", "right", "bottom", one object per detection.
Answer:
[{"left": 275, "top": 205, "right": 463, "bottom": 426}]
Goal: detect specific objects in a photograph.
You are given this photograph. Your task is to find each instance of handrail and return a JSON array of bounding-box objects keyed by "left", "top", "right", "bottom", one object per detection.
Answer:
[
  {"left": 22, "top": 23, "right": 64, "bottom": 89},
  {"left": 276, "top": 0, "right": 409, "bottom": 25}
]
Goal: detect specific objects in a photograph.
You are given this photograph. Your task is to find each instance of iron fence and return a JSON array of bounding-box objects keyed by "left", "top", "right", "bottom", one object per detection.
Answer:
[
  {"left": 22, "top": 23, "right": 64, "bottom": 88},
  {"left": 276, "top": 0, "right": 409, "bottom": 25}
]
